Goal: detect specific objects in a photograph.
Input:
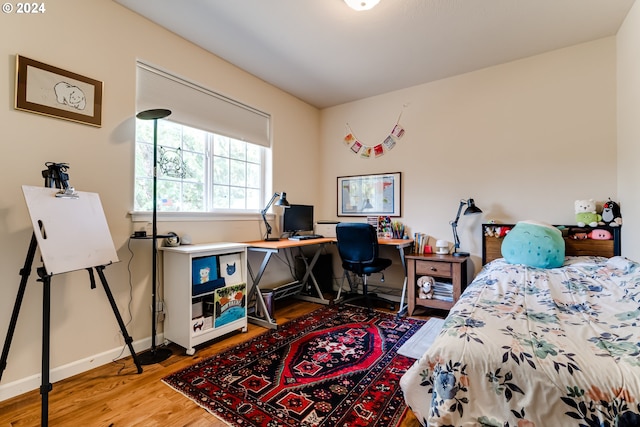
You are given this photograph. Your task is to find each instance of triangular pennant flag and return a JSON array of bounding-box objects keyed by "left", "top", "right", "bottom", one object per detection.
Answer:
[{"left": 382, "top": 135, "right": 396, "bottom": 150}]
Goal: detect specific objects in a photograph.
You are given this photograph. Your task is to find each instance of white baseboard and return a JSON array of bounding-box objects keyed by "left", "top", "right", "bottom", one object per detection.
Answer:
[{"left": 0, "top": 334, "right": 162, "bottom": 402}]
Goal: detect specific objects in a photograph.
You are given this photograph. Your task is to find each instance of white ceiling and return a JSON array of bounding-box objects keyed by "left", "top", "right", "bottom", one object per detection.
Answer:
[{"left": 115, "top": 0, "right": 635, "bottom": 109}]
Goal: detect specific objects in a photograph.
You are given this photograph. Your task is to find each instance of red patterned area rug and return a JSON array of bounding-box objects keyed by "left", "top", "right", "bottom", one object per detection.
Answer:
[{"left": 162, "top": 305, "right": 425, "bottom": 427}]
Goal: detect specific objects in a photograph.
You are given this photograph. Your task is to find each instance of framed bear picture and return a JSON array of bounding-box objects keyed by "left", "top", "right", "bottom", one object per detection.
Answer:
[{"left": 15, "top": 55, "right": 103, "bottom": 127}]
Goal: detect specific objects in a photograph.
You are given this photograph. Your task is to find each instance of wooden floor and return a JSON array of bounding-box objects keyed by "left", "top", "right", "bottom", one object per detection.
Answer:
[{"left": 0, "top": 299, "right": 427, "bottom": 427}]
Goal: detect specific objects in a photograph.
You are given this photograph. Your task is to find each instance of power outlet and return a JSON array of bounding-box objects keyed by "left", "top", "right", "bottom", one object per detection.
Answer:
[
  {"left": 151, "top": 300, "right": 165, "bottom": 314},
  {"left": 152, "top": 300, "right": 166, "bottom": 323}
]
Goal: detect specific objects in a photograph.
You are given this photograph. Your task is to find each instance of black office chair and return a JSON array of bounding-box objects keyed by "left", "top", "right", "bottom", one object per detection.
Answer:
[{"left": 336, "top": 222, "right": 395, "bottom": 312}]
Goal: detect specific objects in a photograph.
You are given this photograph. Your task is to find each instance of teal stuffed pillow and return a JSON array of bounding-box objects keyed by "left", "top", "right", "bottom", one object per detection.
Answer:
[{"left": 501, "top": 220, "right": 565, "bottom": 268}]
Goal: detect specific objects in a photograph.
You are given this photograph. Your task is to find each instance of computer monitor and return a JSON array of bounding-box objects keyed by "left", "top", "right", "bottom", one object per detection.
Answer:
[{"left": 282, "top": 204, "right": 314, "bottom": 235}]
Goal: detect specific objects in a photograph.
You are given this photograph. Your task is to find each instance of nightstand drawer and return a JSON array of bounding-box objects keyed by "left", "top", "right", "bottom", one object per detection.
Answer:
[{"left": 415, "top": 260, "right": 452, "bottom": 278}]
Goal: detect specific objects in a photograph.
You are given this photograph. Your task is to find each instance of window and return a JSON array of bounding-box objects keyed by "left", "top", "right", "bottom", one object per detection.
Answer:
[
  {"left": 134, "top": 119, "right": 264, "bottom": 213},
  {"left": 134, "top": 61, "right": 271, "bottom": 215}
]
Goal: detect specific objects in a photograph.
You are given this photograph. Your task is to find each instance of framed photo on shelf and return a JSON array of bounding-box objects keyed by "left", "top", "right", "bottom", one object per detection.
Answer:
[
  {"left": 337, "top": 172, "right": 401, "bottom": 217},
  {"left": 219, "top": 253, "right": 244, "bottom": 285},
  {"left": 15, "top": 55, "right": 103, "bottom": 127},
  {"left": 214, "top": 283, "right": 247, "bottom": 328}
]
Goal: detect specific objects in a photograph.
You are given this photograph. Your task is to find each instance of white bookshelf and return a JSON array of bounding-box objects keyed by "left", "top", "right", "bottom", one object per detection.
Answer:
[{"left": 160, "top": 243, "right": 248, "bottom": 355}]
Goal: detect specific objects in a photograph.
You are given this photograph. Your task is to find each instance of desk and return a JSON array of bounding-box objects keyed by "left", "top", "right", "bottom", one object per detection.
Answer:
[
  {"left": 246, "top": 237, "right": 413, "bottom": 329},
  {"left": 246, "top": 237, "right": 334, "bottom": 329}
]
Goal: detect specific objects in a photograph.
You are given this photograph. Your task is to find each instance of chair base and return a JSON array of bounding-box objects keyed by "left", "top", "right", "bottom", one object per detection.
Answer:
[
  {"left": 337, "top": 270, "right": 395, "bottom": 312},
  {"left": 340, "top": 292, "right": 396, "bottom": 312}
]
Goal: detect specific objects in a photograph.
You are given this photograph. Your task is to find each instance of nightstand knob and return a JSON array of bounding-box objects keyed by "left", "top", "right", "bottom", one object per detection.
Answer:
[{"left": 430, "top": 267, "right": 437, "bottom": 271}]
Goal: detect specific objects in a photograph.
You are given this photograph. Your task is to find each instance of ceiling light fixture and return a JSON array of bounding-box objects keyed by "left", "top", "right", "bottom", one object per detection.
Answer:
[{"left": 344, "top": 0, "right": 380, "bottom": 11}]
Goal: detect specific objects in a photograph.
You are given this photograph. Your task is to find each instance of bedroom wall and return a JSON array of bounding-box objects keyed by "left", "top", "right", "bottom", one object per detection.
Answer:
[
  {"left": 319, "top": 38, "right": 618, "bottom": 269},
  {"left": 0, "top": 0, "right": 320, "bottom": 398},
  {"left": 0, "top": 0, "right": 632, "bottom": 403},
  {"left": 617, "top": 0, "right": 640, "bottom": 261}
]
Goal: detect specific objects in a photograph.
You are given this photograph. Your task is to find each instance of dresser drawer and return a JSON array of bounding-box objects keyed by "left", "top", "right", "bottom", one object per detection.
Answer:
[{"left": 415, "top": 260, "right": 452, "bottom": 278}]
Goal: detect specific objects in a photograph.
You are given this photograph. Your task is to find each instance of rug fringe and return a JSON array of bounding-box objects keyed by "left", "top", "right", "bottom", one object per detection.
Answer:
[{"left": 161, "top": 379, "right": 234, "bottom": 427}]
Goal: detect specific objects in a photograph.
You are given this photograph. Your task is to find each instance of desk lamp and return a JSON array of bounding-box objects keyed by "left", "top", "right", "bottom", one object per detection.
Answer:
[
  {"left": 261, "top": 192, "right": 289, "bottom": 241},
  {"left": 450, "top": 198, "right": 482, "bottom": 257},
  {"left": 135, "top": 108, "right": 173, "bottom": 365}
]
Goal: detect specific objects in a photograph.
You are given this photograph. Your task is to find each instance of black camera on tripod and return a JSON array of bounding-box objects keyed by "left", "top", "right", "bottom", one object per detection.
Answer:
[{"left": 42, "top": 162, "right": 71, "bottom": 189}]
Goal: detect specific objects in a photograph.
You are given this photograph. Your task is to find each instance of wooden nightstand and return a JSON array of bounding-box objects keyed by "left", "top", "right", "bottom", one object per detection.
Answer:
[{"left": 406, "top": 253, "right": 468, "bottom": 315}]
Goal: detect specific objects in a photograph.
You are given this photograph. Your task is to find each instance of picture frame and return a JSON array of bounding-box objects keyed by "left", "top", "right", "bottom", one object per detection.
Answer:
[
  {"left": 337, "top": 172, "right": 401, "bottom": 217},
  {"left": 214, "top": 283, "right": 247, "bottom": 328},
  {"left": 15, "top": 55, "right": 103, "bottom": 127},
  {"left": 219, "top": 253, "right": 244, "bottom": 286}
]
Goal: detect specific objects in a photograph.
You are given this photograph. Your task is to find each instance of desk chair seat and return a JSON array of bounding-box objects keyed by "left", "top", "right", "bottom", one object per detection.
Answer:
[{"left": 336, "top": 223, "right": 395, "bottom": 312}]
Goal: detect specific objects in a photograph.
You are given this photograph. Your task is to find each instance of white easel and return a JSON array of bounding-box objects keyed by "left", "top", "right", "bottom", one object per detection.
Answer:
[{"left": 0, "top": 185, "right": 143, "bottom": 427}]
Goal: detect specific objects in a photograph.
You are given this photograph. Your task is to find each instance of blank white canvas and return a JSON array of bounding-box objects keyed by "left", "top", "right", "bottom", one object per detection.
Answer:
[{"left": 22, "top": 185, "right": 119, "bottom": 275}]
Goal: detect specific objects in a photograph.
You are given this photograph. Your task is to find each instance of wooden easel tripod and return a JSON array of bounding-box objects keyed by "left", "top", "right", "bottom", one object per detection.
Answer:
[{"left": 0, "top": 164, "right": 143, "bottom": 427}]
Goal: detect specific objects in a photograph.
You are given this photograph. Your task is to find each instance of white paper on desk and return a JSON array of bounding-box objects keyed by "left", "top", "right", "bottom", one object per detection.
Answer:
[{"left": 220, "top": 253, "right": 243, "bottom": 285}]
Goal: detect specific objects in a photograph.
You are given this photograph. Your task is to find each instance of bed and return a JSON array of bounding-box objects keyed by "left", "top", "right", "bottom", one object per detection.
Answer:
[{"left": 400, "top": 223, "right": 640, "bottom": 426}]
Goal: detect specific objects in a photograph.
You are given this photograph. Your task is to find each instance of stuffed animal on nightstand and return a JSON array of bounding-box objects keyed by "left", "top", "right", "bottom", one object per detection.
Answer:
[
  {"left": 417, "top": 276, "right": 435, "bottom": 299},
  {"left": 575, "top": 199, "right": 602, "bottom": 227}
]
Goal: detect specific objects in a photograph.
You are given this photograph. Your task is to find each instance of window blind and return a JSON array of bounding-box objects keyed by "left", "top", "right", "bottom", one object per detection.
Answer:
[{"left": 136, "top": 62, "right": 271, "bottom": 147}]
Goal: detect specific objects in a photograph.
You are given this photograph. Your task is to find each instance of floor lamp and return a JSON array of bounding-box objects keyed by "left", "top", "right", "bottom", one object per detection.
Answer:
[{"left": 136, "top": 108, "right": 173, "bottom": 365}]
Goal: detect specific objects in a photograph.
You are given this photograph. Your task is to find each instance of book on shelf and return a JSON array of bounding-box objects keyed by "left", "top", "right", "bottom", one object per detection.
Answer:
[
  {"left": 434, "top": 282, "right": 453, "bottom": 290},
  {"left": 413, "top": 232, "right": 430, "bottom": 254},
  {"left": 433, "top": 281, "right": 453, "bottom": 301}
]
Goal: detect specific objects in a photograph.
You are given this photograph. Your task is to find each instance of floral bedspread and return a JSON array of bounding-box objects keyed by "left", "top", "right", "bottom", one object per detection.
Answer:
[{"left": 400, "top": 256, "right": 640, "bottom": 427}]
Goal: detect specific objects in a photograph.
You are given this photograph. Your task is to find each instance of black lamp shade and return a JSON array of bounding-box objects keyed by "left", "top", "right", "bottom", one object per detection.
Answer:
[
  {"left": 463, "top": 199, "right": 482, "bottom": 215},
  {"left": 136, "top": 109, "right": 172, "bottom": 121},
  {"left": 275, "top": 192, "right": 289, "bottom": 207}
]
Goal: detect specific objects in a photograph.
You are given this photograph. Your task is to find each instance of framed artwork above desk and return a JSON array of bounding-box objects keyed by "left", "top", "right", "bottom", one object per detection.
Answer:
[{"left": 337, "top": 172, "right": 401, "bottom": 217}]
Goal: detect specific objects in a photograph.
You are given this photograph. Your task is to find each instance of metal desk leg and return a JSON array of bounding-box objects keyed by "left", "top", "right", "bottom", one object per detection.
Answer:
[
  {"left": 246, "top": 249, "right": 279, "bottom": 329},
  {"left": 396, "top": 245, "right": 409, "bottom": 318},
  {"left": 294, "top": 244, "right": 331, "bottom": 305}
]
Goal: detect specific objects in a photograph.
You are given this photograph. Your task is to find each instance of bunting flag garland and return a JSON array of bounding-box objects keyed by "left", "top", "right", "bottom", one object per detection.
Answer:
[{"left": 343, "top": 109, "right": 406, "bottom": 158}]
